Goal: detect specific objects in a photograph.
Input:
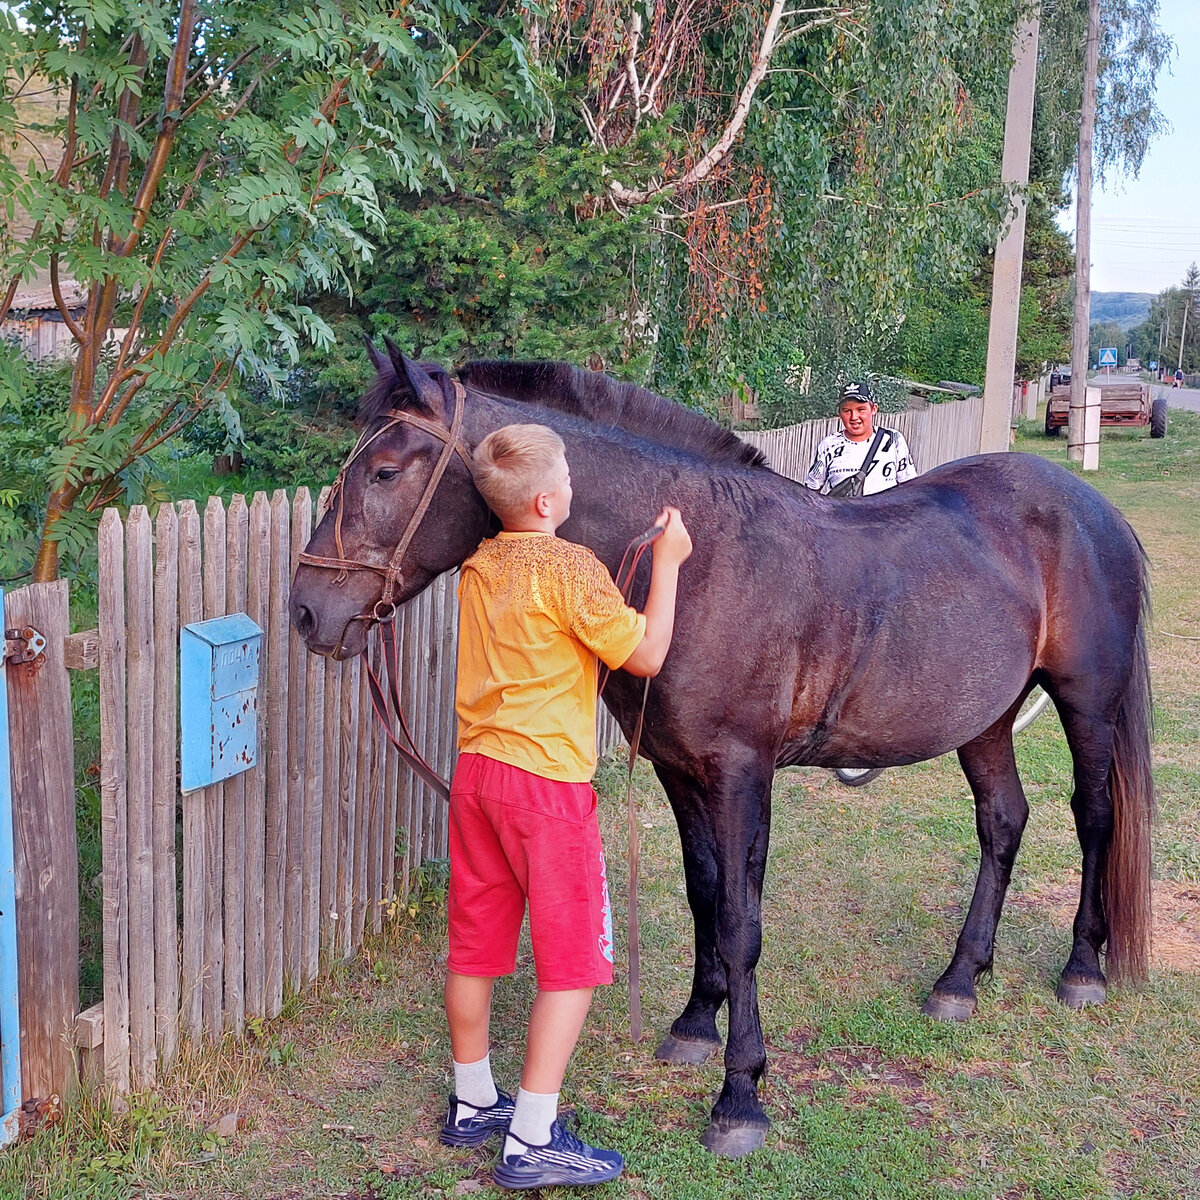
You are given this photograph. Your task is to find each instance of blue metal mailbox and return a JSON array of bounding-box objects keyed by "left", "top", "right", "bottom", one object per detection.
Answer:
[{"left": 180, "top": 613, "right": 263, "bottom": 793}]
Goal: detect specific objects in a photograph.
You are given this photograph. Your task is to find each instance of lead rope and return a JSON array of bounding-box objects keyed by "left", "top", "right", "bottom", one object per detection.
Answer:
[{"left": 601, "top": 523, "right": 663, "bottom": 1043}]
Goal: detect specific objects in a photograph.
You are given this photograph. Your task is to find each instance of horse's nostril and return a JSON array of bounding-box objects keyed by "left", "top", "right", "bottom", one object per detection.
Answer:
[{"left": 292, "top": 602, "right": 315, "bottom": 638}]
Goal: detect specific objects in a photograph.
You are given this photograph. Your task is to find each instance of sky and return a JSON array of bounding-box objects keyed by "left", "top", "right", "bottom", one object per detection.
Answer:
[{"left": 1075, "top": 0, "right": 1200, "bottom": 294}]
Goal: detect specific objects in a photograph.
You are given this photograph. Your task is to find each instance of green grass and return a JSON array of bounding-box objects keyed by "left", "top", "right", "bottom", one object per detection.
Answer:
[{"left": 7, "top": 406, "right": 1200, "bottom": 1198}]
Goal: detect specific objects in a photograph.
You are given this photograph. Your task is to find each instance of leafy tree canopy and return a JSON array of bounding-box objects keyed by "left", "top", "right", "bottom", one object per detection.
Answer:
[{"left": 0, "top": 0, "right": 543, "bottom": 577}]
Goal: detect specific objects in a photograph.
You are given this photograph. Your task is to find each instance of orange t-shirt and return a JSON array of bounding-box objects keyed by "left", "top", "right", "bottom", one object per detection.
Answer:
[{"left": 456, "top": 532, "right": 647, "bottom": 782}]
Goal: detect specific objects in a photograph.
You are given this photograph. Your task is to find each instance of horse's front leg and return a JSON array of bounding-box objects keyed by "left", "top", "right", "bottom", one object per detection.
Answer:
[
  {"left": 701, "top": 752, "right": 773, "bottom": 1157},
  {"left": 654, "top": 764, "right": 725, "bottom": 1065}
]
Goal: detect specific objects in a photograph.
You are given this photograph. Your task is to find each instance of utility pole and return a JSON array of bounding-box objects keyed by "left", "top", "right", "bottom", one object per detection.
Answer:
[
  {"left": 980, "top": 12, "right": 1041, "bottom": 454},
  {"left": 1068, "top": 0, "right": 1101, "bottom": 466},
  {"left": 1179, "top": 299, "right": 1189, "bottom": 370}
]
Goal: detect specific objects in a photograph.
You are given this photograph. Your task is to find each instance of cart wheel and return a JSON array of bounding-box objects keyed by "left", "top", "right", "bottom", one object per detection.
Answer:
[
  {"left": 1150, "top": 396, "right": 1168, "bottom": 438},
  {"left": 832, "top": 767, "right": 885, "bottom": 787}
]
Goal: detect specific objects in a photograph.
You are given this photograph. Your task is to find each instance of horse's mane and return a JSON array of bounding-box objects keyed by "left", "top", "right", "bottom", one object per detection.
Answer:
[
  {"left": 357, "top": 357, "right": 768, "bottom": 470},
  {"left": 460, "top": 360, "right": 768, "bottom": 469}
]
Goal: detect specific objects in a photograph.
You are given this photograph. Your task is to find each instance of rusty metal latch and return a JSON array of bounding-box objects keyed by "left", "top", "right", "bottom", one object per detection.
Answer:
[{"left": 3, "top": 625, "right": 47, "bottom": 666}]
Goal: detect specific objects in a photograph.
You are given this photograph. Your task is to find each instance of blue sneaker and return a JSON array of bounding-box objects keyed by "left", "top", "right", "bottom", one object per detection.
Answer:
[
  {"left": 439, "top": 1090, "right": 515, "bottom": 1147},
  {"left": 493, "top": 1120, "right": 624, "bottom": 1190}
]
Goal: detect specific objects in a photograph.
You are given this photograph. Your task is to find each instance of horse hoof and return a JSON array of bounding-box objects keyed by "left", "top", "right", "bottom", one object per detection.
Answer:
[
  {"left": 922, "top": 991, "right": 975, "bottom": 1022},
  {"left": 700, "top": 1119, "right": 767, "bottom": 1158},
  {"left": 1057, "top": 978, "right": 1106, "bottom": 1009},
  {"left": 655, "top": 1033, "right": 722, "bottom": 1065}
]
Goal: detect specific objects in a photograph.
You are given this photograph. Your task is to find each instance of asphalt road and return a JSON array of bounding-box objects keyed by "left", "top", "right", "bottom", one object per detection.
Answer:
[{"left": 1153, "top": 382, "right": 1200, "bottom": 413}]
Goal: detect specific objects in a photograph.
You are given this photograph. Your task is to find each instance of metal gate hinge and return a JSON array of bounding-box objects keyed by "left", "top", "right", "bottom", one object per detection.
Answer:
[{"left": 4, "top": 625, "right": 47, "bottom": 666}]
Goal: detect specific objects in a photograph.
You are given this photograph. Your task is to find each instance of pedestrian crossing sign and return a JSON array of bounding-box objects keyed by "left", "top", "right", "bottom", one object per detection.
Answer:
[{"left": 1098, "top": 347, "right": 1118, "bottom": 367}]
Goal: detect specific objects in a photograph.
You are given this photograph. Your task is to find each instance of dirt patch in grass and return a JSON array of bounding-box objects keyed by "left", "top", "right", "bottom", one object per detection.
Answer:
[
  {"left": 1011, "top": 878, "right": 1200, "bottom": 972},
  {"left": 768, "top": 1034, "right": 941, "bottom": 1126}
]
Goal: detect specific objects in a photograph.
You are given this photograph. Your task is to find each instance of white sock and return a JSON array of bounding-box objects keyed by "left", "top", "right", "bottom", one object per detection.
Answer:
[
  {"left": 504, "top": 1088, "right": 559, "bottom": 1157},
  {"left": 452, "top": 1054, "right": 498, "bottom": 1110}
]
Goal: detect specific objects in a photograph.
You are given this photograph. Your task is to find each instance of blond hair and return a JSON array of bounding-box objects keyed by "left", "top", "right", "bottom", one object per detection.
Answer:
[{"left": 472, "top": 424, "right": 567, "bottom": 522}]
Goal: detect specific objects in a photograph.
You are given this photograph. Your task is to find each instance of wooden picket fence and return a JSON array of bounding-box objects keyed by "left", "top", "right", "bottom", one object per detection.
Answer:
[
  {"left": 85, "top": 488, "right": 624, "bottom": 1095},
  {"left": 738, "top": 394, "right": 984, "bottom": 481}
]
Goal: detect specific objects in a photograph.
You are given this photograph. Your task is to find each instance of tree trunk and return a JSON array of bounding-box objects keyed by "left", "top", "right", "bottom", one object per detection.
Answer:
[{"left": 32, "top": 483, "right": 82, "bottom": 582}]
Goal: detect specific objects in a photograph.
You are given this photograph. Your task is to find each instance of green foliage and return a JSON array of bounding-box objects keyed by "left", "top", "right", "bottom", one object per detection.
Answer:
[
  {"left": 1, "top": 0, "right": 546, "bottom": 572},
  {"left": 178, "top": 373, "right": 355, "bottom": 487},
  {"left": 353, "top": 134, "right": 656, "bottom": 369},
  {"left": 1037, "top": 0, "right": 1174, "bottom": 185},
  {"left": 1127, "top": 263, "right": 1200, "bottom": 373},
  {"left": 1089, "top": 319, "right": 1128, "bottom": 365},
  {"left": 0, "top": 356, "right": 123, "bottom": 579},
  {"left": 882, "top": 291, "right": 989, "bottom": 389}
]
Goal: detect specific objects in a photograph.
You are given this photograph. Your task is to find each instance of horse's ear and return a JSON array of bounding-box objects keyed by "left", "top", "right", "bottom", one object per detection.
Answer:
[
  {"left": 383, "top": 337, "right": 445, "bottom": 417},
  {"left": 363, "top": 336, "right": 387, "bottom": 375}
]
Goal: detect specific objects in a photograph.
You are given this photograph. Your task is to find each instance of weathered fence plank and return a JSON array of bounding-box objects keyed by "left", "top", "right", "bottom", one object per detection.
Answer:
[
  {"left": 338, "top": 655, "right": 360, "bottom": 960},
  {"left": 436, "top": 573, "right": 458, "bottom": 858},
  {"left": 152, "top": 504, "right": 180, "bottom": 1070},
  {"left": 320, "top": 652, "right": 342, "bottom": 956},
  {"left": 264, "top": 491, "right": 291, "bottom": 1017},
  {"left": 398, "top": 596, "right": 421, "bottom": 896},
  {"left": 177, "top": 500, "right": 204, "bottom": 1042},
  {"left": 6, "top": 580, "right": 79, "bottom": 1099},
  {"left": 201, "top": 497, "right": 227, "bottom": 1038},
  {"left": 284, "top": 489, "right": 311, "bottom": 989},
  {"left": 98, "top": 511, "right": 130, "bottom": 1094},
  {"left": 223, "top": 494, "right": 249, "bottom": 1036},
  {"left": 366, "top": 634, "right": 385, "bottom": 934},
  {"left": 245, "top": 493, "right": 271, "bottom": 1018},
  {"left": 301, "top": 624, "right": 325, "bottom": 984},
  {"left": 125, "top": 507, "right": 156, "bottom": 1088}
]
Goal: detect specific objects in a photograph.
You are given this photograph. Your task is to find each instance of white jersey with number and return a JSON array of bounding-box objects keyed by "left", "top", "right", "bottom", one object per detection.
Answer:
[{"left": 804, "top": 427, "right": 917, "bottom": 496}]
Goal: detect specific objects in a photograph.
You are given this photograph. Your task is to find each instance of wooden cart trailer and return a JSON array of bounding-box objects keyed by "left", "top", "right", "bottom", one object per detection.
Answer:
[{"left": 1045, "top": 380, "right": 1168, "bottom": 438}]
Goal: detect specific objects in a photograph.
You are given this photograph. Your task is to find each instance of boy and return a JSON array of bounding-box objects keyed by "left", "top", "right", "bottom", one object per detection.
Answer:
[
  {"left": 804, "top": 380, "right": 918, "bottom": 495},
  {"left": 440, "top": 423, "right": 692, "bottom": 1189}
]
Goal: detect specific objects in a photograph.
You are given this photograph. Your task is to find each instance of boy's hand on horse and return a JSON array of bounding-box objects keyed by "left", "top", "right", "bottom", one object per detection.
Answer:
[
  {"left": 652, "top": 505, "right": 692, "bottom": 567},
  {"left": 622, "top": 506, "right": 691, "bottom": 678}
]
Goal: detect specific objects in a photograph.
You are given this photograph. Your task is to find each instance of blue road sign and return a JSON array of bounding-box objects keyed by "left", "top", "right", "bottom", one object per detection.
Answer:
[
  {"left": 1150, "top": 360, "right": 1158, "bottom": 370},
  {"left": 1098, "top": 347, "right": 1118, "bottom": 368}
]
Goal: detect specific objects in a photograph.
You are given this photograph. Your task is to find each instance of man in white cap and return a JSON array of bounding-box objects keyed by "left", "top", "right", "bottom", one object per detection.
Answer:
[{"left": 804, "top": 381, "right": 918, "bottom": 496}]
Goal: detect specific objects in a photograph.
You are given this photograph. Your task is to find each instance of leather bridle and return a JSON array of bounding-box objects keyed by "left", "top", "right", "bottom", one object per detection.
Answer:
[
  {"left": 296, "top": 379, "right": 472, "bottom": 629},
  {"left": 295, "top": 380, "right": 472, "bottom": 799}
]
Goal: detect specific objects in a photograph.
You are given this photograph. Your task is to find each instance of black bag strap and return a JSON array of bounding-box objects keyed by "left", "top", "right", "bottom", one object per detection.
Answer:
[{"left": 849, "top": 428, "right": 887, "bottom": 489}]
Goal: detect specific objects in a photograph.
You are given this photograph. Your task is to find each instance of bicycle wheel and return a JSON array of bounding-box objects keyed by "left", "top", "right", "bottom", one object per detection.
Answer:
[
  {"left": 832, "top": 766, "right": 885, "bottom": 787},
  {"left": 1013, "top": 686, "right": 1052, "bottom": 735}
]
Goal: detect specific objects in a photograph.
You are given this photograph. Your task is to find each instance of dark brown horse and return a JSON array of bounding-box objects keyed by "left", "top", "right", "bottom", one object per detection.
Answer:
[{"left": 290, "top": 346, "right": 1154, "bottom": 1157}]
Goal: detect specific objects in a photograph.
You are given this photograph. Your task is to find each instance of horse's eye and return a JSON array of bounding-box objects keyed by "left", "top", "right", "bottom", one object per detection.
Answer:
[{"left": 375, "top": 467, "right": 401, "bottom": 482}]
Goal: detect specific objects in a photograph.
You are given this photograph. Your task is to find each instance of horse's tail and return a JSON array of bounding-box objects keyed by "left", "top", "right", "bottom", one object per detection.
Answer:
[{"left": 1104, "top": 564, "right": 1155, "bottom": 985}]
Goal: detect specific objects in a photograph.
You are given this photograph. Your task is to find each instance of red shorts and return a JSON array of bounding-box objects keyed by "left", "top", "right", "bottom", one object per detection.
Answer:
[{"left": 447, "top": 753, "right": 615, "bottom": 990}]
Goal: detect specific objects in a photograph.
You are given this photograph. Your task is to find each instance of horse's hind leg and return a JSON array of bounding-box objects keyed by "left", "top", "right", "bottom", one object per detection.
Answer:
[
  {"left": 1052, "top": 704, "right": 1116, "bottom": 1008},
  {"left": 925, "top": 728, "right": 1029, "bottom": 1021},
  {"left": 699, "top": 750, "right": 773, "bottom": 1157},
  {"left": 654, "top": 764, "right": 725, "bottom": 1065}
]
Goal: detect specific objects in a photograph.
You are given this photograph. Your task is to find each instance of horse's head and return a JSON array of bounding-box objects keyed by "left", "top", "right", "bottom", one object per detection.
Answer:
[{"left": 289, "top": 343, "right": 490, "bottom": 659}]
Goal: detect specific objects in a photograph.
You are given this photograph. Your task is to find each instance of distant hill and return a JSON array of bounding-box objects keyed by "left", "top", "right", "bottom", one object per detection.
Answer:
[{"left": 1091, "top": 292, "right": 1154, "bottom": 330}]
